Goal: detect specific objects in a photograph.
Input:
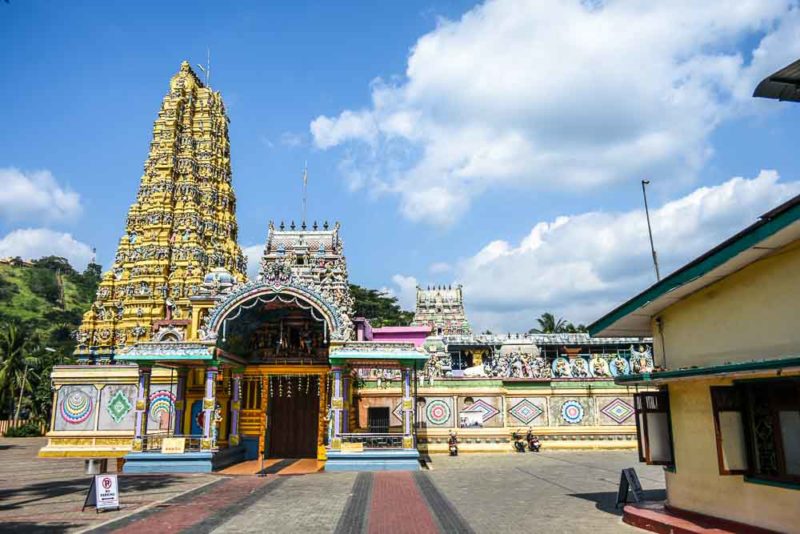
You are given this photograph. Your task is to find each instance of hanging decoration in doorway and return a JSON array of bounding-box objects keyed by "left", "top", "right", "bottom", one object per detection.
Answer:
[
  {"left": 316, "top": 375, "right": 320, "bottom": 397},
  {"left": 287, "top": 376, "right": 292, "bottom": 398},
  {"left": 269, "top": 376, "right": 273, "bottom": 398}
]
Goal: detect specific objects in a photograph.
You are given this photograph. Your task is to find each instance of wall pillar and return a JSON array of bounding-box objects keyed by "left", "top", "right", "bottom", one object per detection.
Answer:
[
  {"left": 173, "top": 367, "right": 188, "bottom": 435},
  {"left": 201, "top": 365, "right": 218, "bottom": 450},
  {"left": 330, "top": 367, "right": 343, "bottom": 449},
  {"left": 402, "top": 367, "right": 414, "bottom": 449},
  {"left": 342, "top": 374, "right": 351, "bottom": 434},
  {"left": 132, "top": 364, "right": 152, "bottom": 452},
  {"left": 229, "top": 371, "right": 242, "bottom": 447}
]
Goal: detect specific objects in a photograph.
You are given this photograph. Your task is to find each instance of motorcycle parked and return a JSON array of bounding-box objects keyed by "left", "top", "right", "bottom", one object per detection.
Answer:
[
  {"left": 512, "top": 430, "right": 527, "bottom": 453},
  {"left": 448, "top": 431, "right": 459, "bottom": 456},
  {"left": 526, "top": 428, "right": 541, "bottom": 452}
]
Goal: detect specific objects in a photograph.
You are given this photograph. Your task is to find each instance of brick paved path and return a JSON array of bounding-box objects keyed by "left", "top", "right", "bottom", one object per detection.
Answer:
[
  {"left": 0, "top": 437, "right": 216, "bottom": 533},
  {"left": 2, "top": 438, "right": 666, "bottom": 533}
]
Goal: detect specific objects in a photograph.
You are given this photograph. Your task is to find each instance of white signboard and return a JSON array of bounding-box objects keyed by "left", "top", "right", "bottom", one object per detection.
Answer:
[{"left": 94, "top": 474, "right": 119, "bottom": 511}]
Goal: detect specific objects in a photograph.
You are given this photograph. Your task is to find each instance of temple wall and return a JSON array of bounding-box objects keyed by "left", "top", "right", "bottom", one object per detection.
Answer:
[
  {"left": 652, "top": 241, "right": 800, "bottom": 369},
  {"left": 356, "top": 379, "right": 641, "bottom": 453},
  {"left": 40, "top": 366, "right": 184, "bottom": 458}
]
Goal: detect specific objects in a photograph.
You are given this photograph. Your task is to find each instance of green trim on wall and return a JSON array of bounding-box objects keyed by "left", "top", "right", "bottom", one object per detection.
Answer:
[
  {"left": 744, "top": 476, "right": 800, "bottom": 491},
  {"left": 614, "top": 356, "right": 800, "bottom": 384},
  {"left": 589, "top": 200, "right": 800, "bottom": 336}
]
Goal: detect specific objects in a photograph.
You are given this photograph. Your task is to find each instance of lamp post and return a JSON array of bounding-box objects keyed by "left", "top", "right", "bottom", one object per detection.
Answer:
[{"left": 641, "top": 180, "right": 661, "bottom": 281}]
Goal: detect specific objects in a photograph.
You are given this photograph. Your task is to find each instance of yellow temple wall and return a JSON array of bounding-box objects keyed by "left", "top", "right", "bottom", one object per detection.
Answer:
[
  {"left": 357, "top": 380, "right": 641, "bottom": 453},
  {"left": 664, "top": 376, "right": 800, "bottom": 533},
  {"left": 652, "top": 242, "right": 800, "bottom": 369},
  {"left": 40, "top": 366, "right": 183, "bottom": 458}
]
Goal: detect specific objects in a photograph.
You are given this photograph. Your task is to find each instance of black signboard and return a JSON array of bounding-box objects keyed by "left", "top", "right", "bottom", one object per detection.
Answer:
[{"left": 615, "top": 468, "right": 645, "bottom": 507}]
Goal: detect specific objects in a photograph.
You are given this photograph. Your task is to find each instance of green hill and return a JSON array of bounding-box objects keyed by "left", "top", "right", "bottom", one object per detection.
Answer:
[{"left": 0, "top": 257, "right": 100, "bottom": 422}]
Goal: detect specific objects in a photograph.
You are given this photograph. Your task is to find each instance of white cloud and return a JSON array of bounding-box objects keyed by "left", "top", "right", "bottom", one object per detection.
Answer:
[
  {"left": 0, "top": 168, "right": 82, "bottom": 223},
  {"left": 311, "top": 0, "right": 800, "bottom": 225},
  {"left": 242, "top": 244, "right": 264, "bottom": 281},
  {"left": 0, "top": 228, "right": 93, "bottom": 269},
  {"left": 279, "top": 131, "right": 306, "bottom": 148},
  {"left": 429, "top": 262, "right": 452, "bottom": 274},
  {"left": 381, "top": 274, "right": 419, "bottom": 311},
  {"left": 438, "top": 171, "right": 799, "bottom": 332}
]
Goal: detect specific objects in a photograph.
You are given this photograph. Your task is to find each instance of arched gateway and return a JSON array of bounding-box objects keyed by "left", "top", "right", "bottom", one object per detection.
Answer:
[
  {"left": 103, "top": 221, "right": 424, "bottom": 472},
  {"left": 201, "top": 279, "right": 346, "bottom": 460}
]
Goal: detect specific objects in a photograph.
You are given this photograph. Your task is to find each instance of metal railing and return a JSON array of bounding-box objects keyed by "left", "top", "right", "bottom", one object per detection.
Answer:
[{"left": 339, "top": 433, "right": 405, "bottom": 449}]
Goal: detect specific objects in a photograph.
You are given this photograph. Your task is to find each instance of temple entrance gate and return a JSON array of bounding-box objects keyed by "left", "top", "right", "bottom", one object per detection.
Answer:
[{"left": 266, "top": 375, "right": 320, "bottom": 458}]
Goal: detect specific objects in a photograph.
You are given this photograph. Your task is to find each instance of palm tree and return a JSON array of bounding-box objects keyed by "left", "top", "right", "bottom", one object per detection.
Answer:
[
  {"left": 0, "top": 323, "right": 42, "bottom": 423},
  {"left": 530, "top": 312, "right": 568, "bottom": 334}
]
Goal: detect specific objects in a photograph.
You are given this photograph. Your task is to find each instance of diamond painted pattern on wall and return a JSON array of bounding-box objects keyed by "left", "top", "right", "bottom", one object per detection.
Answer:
[
  {"left": 600, "top": 398, "right": 634, "bottom": 424},
  {"left": 508, "top": 399, "right": 543, "bottom": 425},
  {"left": 462, "top": 398, "right": 500, "bottom": 422}
]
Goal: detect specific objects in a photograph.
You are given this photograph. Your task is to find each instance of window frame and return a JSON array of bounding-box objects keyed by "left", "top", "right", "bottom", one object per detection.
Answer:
[
  {"left": 710, "top": 386, "right": 748, "bottom": 475},
  {"left": 633, "top": 390, "right": 675, "bottom": 467}
]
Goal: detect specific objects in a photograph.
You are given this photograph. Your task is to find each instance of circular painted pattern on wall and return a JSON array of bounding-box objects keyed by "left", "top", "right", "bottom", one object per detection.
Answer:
[
  {"left": 148, "top": 390, "right": 176, "bottom": 425},
  {"left": 425, "top": 399, "right": 451, "bottom": 426},
  {"left": 61, "top": 391, "right": 93, "bottom": 424},
  {"left": 561, "top": 400, "right": 584, "bottom": 424}
]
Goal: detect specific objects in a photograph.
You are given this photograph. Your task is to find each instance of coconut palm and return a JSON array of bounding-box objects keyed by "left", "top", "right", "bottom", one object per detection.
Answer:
[
  {"left": 0, "top": 323, "right": 42, "bottom": 423},
  {"left": 530, "top": 312, "right": 568, "bottom": 334}
]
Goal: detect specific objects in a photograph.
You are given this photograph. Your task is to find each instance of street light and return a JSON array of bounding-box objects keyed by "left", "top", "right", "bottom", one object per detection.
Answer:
[{"left": 641, "top": 180, "right": 661, "bottom": 281}]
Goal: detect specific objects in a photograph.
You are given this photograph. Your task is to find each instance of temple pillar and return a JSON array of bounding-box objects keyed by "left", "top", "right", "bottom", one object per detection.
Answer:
[
  {"left": 201, "top": 365, "right": 218, "bottom": 450},
  {"left": 402, "top": 367, "right": 414, "bottom": 449},
  {"left": 229, "top": 371, "right": 242, "bottom": 447},
  {"left": 173, "top": 367, "right": 188, "bottom": 435},
  {"left": 342, "top": 374, "right": 350, "bottom": 433},
  {"left": 132, "top": 364, "right": 152, "bottom": 452},
  {"left": 330, "top": 367, "right": 343, "bottom": 449}
]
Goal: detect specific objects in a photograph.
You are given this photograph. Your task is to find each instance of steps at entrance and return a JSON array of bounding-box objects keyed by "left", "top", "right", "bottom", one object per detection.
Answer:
[
  {"left": 122, "top": 445, "right": 246, "bottom": 474},
  {"left": 325, "top": 449, "right": 421, "bottom": 472}
]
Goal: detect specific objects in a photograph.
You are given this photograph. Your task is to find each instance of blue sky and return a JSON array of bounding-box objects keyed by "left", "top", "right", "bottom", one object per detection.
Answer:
[{"left": 2, "top": 1, "right": 800, "bottom": 331}]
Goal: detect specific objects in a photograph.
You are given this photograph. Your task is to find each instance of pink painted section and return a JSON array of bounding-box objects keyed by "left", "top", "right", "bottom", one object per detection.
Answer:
[{"left": 371, "top": 326, "right": 431, "bottom": 347}]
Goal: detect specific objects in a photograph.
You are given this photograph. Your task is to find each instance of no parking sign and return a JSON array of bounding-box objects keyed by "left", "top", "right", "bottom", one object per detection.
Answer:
[{"left": 83, "top": 474, "right": 120, "bottom": 512}]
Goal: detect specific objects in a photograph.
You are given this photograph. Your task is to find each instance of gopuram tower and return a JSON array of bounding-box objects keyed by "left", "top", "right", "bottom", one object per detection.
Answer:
[{"left": 75, "top": 61, "right": 246, "bottom": 360}]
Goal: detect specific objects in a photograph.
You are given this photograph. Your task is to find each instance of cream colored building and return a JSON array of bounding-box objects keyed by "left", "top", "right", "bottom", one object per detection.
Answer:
[{"left": 590, "top": 195, "right": 800, "bottom": 532}]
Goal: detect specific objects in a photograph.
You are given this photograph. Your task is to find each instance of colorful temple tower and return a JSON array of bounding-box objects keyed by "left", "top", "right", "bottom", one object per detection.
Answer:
[
  {"left": 412, "top": 285, "right": 471, "bottom": 336},
  {"left": 75, "top": 61, "right": 246, "bottom": 360},
  {"left": 40, "top": 61, "right": 654, "bottom": 471}
]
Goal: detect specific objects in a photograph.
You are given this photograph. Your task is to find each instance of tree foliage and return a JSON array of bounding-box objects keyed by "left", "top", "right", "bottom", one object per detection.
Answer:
[
  {"left": 0, "top": 257, "right": 99, "bottom": 425},
  {"left": 349, "top": 284, "right": 414, "bottom": 327},
  {"left": 529, "top": 312, "right": 587, "bottom": 334}
]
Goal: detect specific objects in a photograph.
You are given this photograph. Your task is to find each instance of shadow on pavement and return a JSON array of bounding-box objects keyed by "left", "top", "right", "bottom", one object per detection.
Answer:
[
  {"left": 0, "top": 475, "right": 184, "bottom": 511},
  {"left": 569, "top": 489, "right": 666, "bottom": 516},
  {"left": 0, "top": 444, "right": 18, "bottom": 451},
  {"left": 0, "top": 521, "right": 77, "bottom": 533}
]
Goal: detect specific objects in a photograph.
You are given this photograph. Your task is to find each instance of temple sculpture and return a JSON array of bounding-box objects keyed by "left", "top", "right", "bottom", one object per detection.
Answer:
[
  {"left": 75, "top": 61, "right": 246, "bottom": 361},
  {"left": 412, "top": 285, "right": 471, "bottom": 336},
  {"left": 40, "top": 61, "right": 653, "bottom": 471}
]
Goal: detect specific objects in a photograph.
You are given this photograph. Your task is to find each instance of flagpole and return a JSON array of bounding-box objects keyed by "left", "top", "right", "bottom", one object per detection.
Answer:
[{"left": 302, "top": 161, "right": 308, "bottom": 224}]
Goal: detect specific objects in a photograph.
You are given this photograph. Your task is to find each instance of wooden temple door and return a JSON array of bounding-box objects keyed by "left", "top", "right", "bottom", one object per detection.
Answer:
[{"left": 266, "top": 380, "right": 319, "bottom": 458}]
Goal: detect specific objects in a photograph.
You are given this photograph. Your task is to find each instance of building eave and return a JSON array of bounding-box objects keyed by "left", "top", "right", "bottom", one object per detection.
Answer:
[
  {"left": 613, "top": 356, "right": 800, "bottom": 385},
  {"left": 589, "top": 194, "right": 800, "bottom": 338}
]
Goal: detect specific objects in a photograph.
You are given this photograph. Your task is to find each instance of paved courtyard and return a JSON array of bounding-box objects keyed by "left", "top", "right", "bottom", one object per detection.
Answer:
[{"left": 0, "top": 438, "right": 665, "bottom": 533}]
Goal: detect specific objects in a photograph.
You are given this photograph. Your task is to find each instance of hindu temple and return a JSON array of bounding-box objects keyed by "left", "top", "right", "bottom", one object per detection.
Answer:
[{"left": 40, "top": 62, "right": 653, "bottom": 472}]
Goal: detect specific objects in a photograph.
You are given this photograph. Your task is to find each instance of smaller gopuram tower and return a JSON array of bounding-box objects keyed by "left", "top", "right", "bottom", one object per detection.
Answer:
[
  {"left": 75, "top": 61, "right": 246, "bottom": 359},
  {"left": 256, "top": 220, "right": 355, "bottom": 340},
  {"left": 412, "top": 285, "right": 471, "bottom": 336}
]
